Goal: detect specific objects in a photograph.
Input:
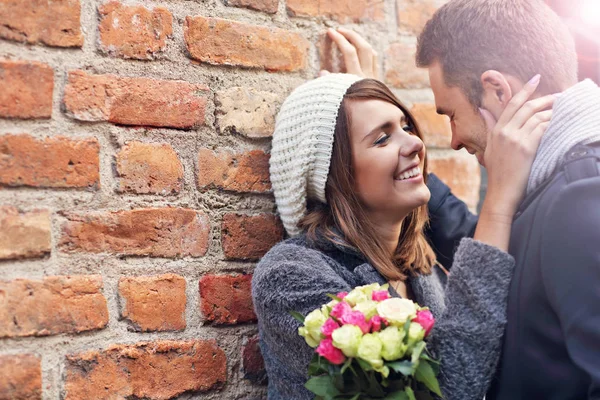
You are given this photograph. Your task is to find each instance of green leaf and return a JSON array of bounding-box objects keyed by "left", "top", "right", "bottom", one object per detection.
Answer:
[
  {"left": 349, "top": 394, "right": 361, "bottom": 400},
  {"left": 289, "top": 310, "right": 305, "bottom": 324},
  {"left": 305, "top": 376, "right": 341, "bottom": 397},
  {"left": 327, "top": 293, "right": 343, "bottom": 302},
  {"left": 411, "top": 342, "right": 426, "bottom": 364},
  {"left": 405, "top": 387, "right": 417, "bottom": 400},
  {"left": 419, "top": 352, "right": 440, "bottom": 365},
  {"left": 384, "top": 390, "right": 409, "bottom": 400},
  {"left": 387, "top": 360, "right": 416, "bottom": 376},
  {"left": 341, "top": 357, "right": 353, "bottom": 374},
  {"left": 356, "top": 358, "right": 374, "bottom": 371},
  {"left": 415, "top": 361, "right": 442, "bottom": 397}
]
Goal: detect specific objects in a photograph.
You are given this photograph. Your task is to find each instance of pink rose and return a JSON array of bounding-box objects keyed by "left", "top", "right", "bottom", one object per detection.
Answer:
[
  {"left": 337, "top": 292, "right": 348, "bottom": 300},
  {"left": 372, "top": 290, "right": 390, "bottom": 302},
  {"left": 370, "top": 315, "right": 386, "bottom": 332},
  {"left": 330, "top": 301, "right": 352, "bottom": 320},
  {"left": 316, "top": 337, "right": 346, "bottom": 364},
  {"left": 340, "top": 310, "right": 370, "bottom": 334},
  {"left": 321, "top": 318, "right": 339, "bottom": 337},
  {"left": 414, "top": 309, "right": 435, "bottom": 337}
]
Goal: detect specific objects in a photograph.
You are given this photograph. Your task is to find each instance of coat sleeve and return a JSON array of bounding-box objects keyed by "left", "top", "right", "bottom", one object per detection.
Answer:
[
  {"left": 540, "top": 178, "right": 600, "bottom": 398},
  {"left": 429, "top": 238, "right": 515, "bottom": 400},
  {"left": 251, "top": 244, "right": 353, "bottom": 400},
  {"left": 425, "top": 173, "right": 479, "bottom": 271}
]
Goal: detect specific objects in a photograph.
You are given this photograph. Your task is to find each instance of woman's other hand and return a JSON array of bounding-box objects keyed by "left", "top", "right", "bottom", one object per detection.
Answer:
[
  {"left": 320, "top": 28, "right": 379, "bottom": 80},
  {"left": 475, "top": 75, "right": 554, "bottom": 251}
]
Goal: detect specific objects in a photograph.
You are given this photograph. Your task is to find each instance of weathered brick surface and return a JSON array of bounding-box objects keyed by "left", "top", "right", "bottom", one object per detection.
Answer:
[
  {"left": 60, "top": 208, "right": 210, "bottom": 258},
  {"left": 119, "top": 274, "right": 186, "bottom": 332},
  {"left": 116, "top": 142, "right": 183, "bottom": 195},
  {"left": 225, "top": 0, "right": 278, "bottom": 14},
  {"left": 0, "top": 0, "right": 83, "bottom": 47},
  {"left": 428, "top": 151, "right": 481, "bottom": 210},
  {"left": 0, "top": 276, "right": 108, "bottom": 338},
  {"left": 286, "top": 0, "right": 384, "bottom": 22},
  {"left": 411, "top": 104, "right": 452, "bottom": 148},
  {"left": 64, "top": 340, "right": 227, "bottom": 399},
  {"left": 63, "top": 71, "right": 209, "bottom": 129},
  {"left": 197, "top": 149, "right": 270, "bottom": 193},
  {"left": 242, "top": 335, "right": 267, "bottom": 384},
  {"left": 221, "top": 214, "right": 283, "bottom": 260},
  {"left": 0, "top": 354, "right": 42, "bottom": 400},
  {"left": 0, "top": 61, "right": 53, "bottom": 119},
  {"left": 0, "top": 207, "right": 51, "bottom": 261},
  {"left": 397, "top": 0, "right": 437, "bottom": 34},
  {"left": 199, "top": 274, "right": 256, "bottom": 324},
  {"left": 184, "top": 16, "right": 309, "bottom": 72},
  {"left": 0, "top": 134, "right": 99, "bottom": 189},
  {"left": 216, "top": 87, "right": 282, "bottom": 138},
  {"left": 384, "top": 42, "right": 430, "bottom": 89},
  {"left": 98, "top": 1, "right": 173, "bottom": 60}
]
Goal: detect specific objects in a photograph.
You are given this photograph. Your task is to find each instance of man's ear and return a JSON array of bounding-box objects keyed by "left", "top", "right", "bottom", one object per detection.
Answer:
[{"left": 480, "top": 70, "right": 513, "bottom": 120}]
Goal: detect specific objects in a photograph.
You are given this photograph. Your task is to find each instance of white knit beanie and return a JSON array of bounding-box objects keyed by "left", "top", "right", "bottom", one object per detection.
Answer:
[{"left": 270, "top": 73, "right": 362, "bottom": 236}]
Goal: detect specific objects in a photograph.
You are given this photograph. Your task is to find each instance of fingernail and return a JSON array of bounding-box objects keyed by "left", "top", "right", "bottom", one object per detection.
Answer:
[{"left": 528, "top": 74, "right": 541, "bottom": 86}]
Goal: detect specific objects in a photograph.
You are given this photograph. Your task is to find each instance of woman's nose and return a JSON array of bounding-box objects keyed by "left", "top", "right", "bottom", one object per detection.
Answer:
[{"left": 400, "top": 133, "right": 424, "bottom": 158}]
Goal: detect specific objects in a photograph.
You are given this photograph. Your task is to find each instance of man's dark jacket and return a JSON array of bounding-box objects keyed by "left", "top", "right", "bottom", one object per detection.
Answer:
[{"left": 488, "top": 143, "right": 600, "bottom": 399}]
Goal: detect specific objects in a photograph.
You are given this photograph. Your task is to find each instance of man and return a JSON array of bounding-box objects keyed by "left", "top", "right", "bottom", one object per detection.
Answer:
[
  {"left": 325, "top": 0, "right": 600, "bottom": 398},
  {"left": 415, "top": 1, "right": 600, "bottom": 398}
]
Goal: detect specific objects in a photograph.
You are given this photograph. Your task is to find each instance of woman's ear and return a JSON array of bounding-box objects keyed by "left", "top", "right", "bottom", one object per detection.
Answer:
[{"left": 480, "top": 70, "right": 513, "bottom": 120}]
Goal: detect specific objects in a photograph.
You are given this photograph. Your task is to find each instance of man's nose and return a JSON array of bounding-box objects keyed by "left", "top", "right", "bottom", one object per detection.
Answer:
[{"left": 450, "top": 136, "right": 463, "bottom": 151}]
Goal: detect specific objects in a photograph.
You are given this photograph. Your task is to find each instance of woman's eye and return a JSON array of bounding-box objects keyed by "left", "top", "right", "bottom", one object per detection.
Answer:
[
  {"left": 374, "top": 134, "right": 390, "bottom": 145},
  {"left": 402, "top": 124, "right": 415, "bottom": 133}
]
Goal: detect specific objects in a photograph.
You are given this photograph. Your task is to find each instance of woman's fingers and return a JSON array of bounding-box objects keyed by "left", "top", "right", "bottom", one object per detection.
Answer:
[
  {"left": 519, "top": 109, "right": 552, "bottom": 136},
  {"left": 336, "top": 27, "right": 375, "bottom": 77},
  {"left": 326, "top": 28, "right": 362, "bottom": 75},
  {"left": 506, "top": 95, "right": 555, "bottom": 132},
  {"left": 371, "top": 50, "right": 379, "bottom": 79},
  {"left": 496, "top": 74, "right": 542, "bottom": 128}
]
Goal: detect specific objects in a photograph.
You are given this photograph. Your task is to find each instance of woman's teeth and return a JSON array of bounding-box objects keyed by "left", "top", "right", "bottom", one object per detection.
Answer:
[{"left": 396, "top": 166, "right": 421, "bottom": 181}]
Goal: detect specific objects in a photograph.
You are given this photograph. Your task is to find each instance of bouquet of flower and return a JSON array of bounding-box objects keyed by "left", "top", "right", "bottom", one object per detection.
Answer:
[{"left": 291, "top": 283, "right": 442, "bottom": 400}]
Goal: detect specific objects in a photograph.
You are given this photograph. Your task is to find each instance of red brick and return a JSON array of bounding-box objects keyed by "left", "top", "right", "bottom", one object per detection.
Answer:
[
  {"left": 411, "top": 104, "right": 452, "bottom": 148},
  {"left": 60, "top": 208, "right": 210, "bottom": 258},
  {"left": 63, "top": 70, "right": 209, "bottom": 129},
  {"left": 0, "top": 354, "right": 42, "bottom": 400},
  {"left": 64, "top": 340, "right": 227, "bottom": 399},
  {"left": 197, "top": 149, "right": 270, "bottom": 193},
  {"left": 221, "top": 214, "right": 283, "bottom": 260},
  {"left": 242, "top": 335, "right": 267, "bottom": 384},
  {"left": 384, "top": 42, "right": 430, "bottom": 89},
  {"left": 428, "top": 151, "right": 481, "bottom": 210},
  {"left": 0, "top": 0, "right": 83, "bottom": 47},
  {"left": 119, "top": 274, "right": 186, "bottom": 332},
  {"left": 318, "top": 33, "right": 346, "bottom": 74},
  {"left": 286, "top": 0, "right": 384, "bottom": 22},
  {"left": 98, "top": 2, "right": 173, "bottom": 60},
  {"left": 184, "top": 16, "right": 308, "bottom": 72},
  {"left": 116, "top": 142, "right": 183, "bottom": 195},
  {"left": 397, "top": 0, "right": 437, "bottom": 35},
  {"left": 216, "top": 87, "right": 282, "bottom": 138},
  {"left": 199, "top": 274, "right": 256, "bottom": 324},
  {"left": 0, "top": 276, "right": 108, "bottom": 338},
  {"left": 0, "top": 61, "right": 53, "bottom": 119},
  {"left": 225, "top": 0, "right": 278, "bottom": 14},
  {"left": 0, "top": 207, "right": 50, "bottom": 261},
  {"left": 0, "top": 134, "right": 99, "bottom": 189}
]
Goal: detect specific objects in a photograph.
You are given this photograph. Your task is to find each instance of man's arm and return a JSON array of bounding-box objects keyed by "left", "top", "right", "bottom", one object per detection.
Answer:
[
  {"left": 425, "top": 173, "right": 478, "bottom": 271},
  {"left": 541, "top": 177, "right": 600, "bottom": 397}
]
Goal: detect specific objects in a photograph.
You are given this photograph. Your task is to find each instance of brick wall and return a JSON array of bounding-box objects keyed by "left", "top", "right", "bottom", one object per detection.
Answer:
[{"left": 0, "top": 0, "right": 479, "bottom": 398}]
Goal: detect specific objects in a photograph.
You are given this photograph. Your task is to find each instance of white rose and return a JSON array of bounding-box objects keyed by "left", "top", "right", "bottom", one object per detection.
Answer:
[{"left": 376, "top": 298, "right": 417, "bottom": 326}]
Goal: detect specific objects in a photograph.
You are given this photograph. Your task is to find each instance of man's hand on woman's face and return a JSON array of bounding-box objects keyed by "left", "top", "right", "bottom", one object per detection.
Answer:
[{"left": 321, "top": 28, "right": 380, "bottom": 80}]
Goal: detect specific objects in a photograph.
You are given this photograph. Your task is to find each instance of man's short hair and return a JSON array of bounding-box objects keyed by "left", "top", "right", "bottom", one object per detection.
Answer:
[{"left": 416, "top": 0, "right": 578, "bottom": 106}]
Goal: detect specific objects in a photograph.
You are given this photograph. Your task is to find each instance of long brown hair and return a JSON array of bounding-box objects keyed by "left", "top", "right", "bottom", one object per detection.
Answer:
[{"left": 299, "top": 79, "right": 436, "bottom": 280}]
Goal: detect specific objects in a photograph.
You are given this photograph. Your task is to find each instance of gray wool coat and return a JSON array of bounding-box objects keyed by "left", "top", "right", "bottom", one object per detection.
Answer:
[{"left": 252, "top": 234, "right": 515, "bottom": 400}]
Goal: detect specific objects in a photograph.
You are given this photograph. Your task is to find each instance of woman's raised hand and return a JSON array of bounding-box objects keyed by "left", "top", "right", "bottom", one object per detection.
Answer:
[
  {"left": 321, "top": 28, "right": 380, "bottom": 80},
  {"left": 474, "top": 75, "right": 555, "bottom": 251}
]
